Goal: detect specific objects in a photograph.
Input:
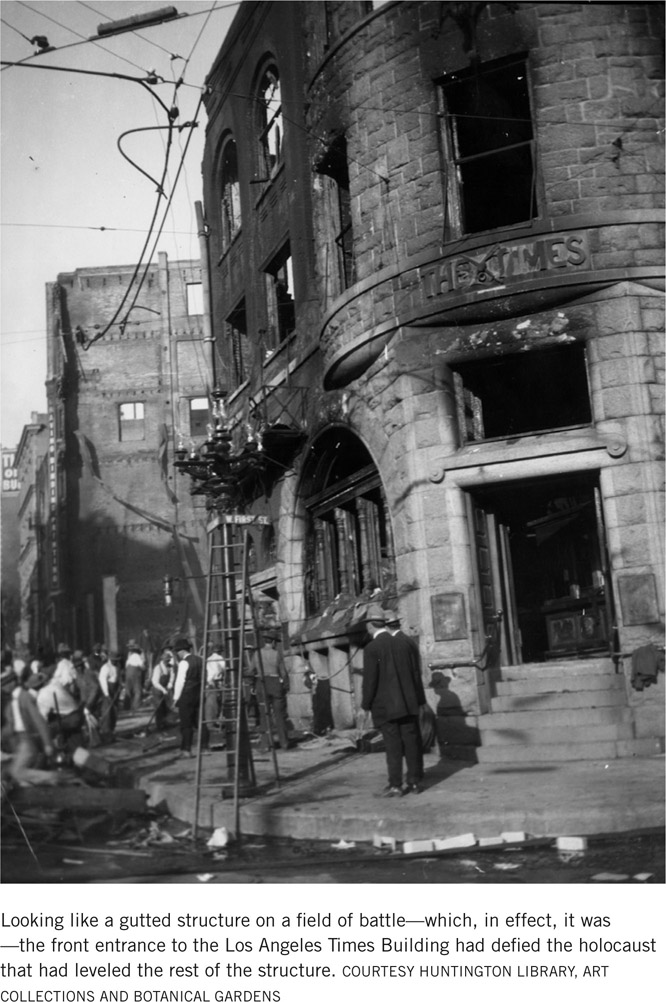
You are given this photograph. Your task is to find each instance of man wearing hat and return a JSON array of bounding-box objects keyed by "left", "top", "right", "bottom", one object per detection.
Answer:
[
  {"left": 251, "top": 630, "right": 290, "bottom": 751},
  {"left": 361, "top": 602, "right": 426, "bottom": 796},
  {"left": 98, "top": 650, "right": 122, "bottom": 742},
  {"left": 172, "top": 638, "right": 204, "bottom": 758}
]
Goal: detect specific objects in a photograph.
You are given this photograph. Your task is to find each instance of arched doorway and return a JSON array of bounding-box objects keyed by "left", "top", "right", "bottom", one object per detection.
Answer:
[
  {"left": 293, "top": 428, "right": 396, "bottom": 732},
  {"left": 300, "top": 428, "right": 395, "bottom": 617}
]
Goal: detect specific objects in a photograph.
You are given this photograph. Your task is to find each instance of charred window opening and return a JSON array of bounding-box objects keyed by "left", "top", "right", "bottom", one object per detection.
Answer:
[
  {"left": 440, "top": 55, "right": 537, "bottom": 235},
  {"left": 258, "top": 67, "right": 283, "bottom": 176},
  {"left": 302, "top": 432, "right": 395, "bottom": 616},
  {"left": 226, "top": 299, "right": 247, "bottom": 387},
  {"left": 452, "top": 343, "right": 592, "bottom": 443},
  {"left": 316, "top": 135, "right": 356, "bottom": 292},
  {"left": 220, "top": 139, "right": 241, "bottom": 251},
  {"left": 264, "top": 245, "right": 295, "bottom": 347}
]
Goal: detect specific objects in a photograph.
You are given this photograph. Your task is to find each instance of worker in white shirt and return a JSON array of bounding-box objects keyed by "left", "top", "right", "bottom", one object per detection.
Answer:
[{"left": 98, "top": 651, "right": 122, "bottom": 742}]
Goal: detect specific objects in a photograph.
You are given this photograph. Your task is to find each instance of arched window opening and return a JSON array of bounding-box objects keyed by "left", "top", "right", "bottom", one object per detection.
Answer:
[
  {"left": 220, "top": 140, "right": 241, "bottom": 250},
  {"left": 301, "top": 431, "right": 395, "bottom": 616},
  {"left": 258, "top": 67, "right": 283, "bottom": 175}
]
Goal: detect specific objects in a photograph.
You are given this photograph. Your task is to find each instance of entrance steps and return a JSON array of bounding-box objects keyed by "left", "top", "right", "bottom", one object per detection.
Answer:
[{"left": 476, "top": 657, "right": 655, "bottom": 762}]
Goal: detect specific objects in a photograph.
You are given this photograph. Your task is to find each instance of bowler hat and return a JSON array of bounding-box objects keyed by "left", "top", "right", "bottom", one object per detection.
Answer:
[
  {"left": 359, "top": 602, "right": 388, "bottom": 625},
  {"left": 174, "top": 637, "right": 192, "bottom": 651},
  {"left": 57, "top": 642, "right": 71, "bottom": 655}
]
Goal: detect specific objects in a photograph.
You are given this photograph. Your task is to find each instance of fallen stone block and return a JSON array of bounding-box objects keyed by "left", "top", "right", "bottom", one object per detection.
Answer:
[
  {"left": 478, "top": 836, "right": 505, "bottom": 848},
  {"left": 556, "top": 836, "right": 587, "bottom": 852},
  {"left": 373, "top": 834, "right": 397, "bottom": 851},
  {"left": 432, "top": 833, "right": 477, "bottom": 851},
  {"left": 403, "top": 839, "right": 435, "bottom": 854},
  {"left": 501, "top": 831, "right": 527, "bottom": 843}
]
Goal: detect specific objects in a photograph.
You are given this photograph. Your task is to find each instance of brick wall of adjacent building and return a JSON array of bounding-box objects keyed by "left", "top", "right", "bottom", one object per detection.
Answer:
[{"left": 40, "top": 256, "right": 211, "bottom": 654}]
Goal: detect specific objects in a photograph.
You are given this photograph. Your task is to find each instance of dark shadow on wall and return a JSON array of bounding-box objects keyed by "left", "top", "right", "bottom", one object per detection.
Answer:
[
  {"left": 58, "top": 513, "right": 205, "bottom": 654},
  {"left": 429, "top": 670, "right": 480, "bottom": 763}
]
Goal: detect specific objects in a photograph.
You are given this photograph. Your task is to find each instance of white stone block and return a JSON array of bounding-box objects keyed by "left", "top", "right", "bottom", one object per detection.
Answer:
[
  {"left": 501, "top": 831, "right": 527, "bottom": 843},
  {"left": 556, "top": 836, "right": 588, "bottom": 852},
  {"left": 478, "top": 835, "right": 505, "bottom": 848},
  {"left": 373, "top": 834, "right": 397, "bottom": 851},
  {"left": 403, "top": 839, "right": 435, "bottom": 854},
  {"left": 432, "top": 833, "right": 477, "bottom": 850}
]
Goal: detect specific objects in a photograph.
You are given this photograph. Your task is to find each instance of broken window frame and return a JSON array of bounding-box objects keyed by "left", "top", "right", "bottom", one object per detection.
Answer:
[
  {"left": 305, "top": 463, "right": 395, "bottom": 615},
  {"left": 439, "top": 54, "right": 539, "bottom": 238}
]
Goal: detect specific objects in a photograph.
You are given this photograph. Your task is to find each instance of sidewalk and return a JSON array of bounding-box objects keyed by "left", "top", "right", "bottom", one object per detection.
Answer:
[{"left": 102, "top": 713, "right": 665, "bottom": 846}]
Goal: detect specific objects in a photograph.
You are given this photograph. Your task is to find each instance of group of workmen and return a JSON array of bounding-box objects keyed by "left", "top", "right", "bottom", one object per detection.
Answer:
[
  {"left": 0, "top": 628, "right": 291, "bottom": 787},
  {"left": 3, "top": 604, "right": 429, "bottom": 797}
]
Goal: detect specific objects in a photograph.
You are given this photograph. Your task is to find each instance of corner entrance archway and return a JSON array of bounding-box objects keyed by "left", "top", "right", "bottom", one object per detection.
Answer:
[{"left": 467, "top": 471, "right": 613, "bottom": 665}]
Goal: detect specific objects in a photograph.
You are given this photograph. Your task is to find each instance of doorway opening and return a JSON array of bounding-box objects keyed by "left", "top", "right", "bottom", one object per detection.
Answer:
[{"left": 468, "top": 471, "right": 611, "bottom": 664}]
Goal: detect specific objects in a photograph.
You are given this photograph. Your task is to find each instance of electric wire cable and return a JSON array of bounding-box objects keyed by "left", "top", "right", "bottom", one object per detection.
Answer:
[
  {"left": 1, "top": 1, "right": 240, "bottom": 70},
  {"left": 84, "top": 118, "right": 177, "bottom": 348},
  {"left": 15, "top": 0, "right": 152, "bottom": 73},
  {"left": 99, "top": 91, "right": 207, "bottom": 347}
]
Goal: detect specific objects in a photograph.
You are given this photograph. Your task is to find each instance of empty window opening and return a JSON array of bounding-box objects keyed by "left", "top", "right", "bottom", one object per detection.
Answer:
[
  {"left": 189, "top": 397, "right": 209, "bottom": 438},
  {"left": 186, "top": 283, "right": 204, "bottom": 316},
  {"left": 119, "top": 402, "right": 145, "bottom": 442},
  {"left": 220, "top": 140, "right": 241, "bottom": 250},
  {"left": 316, "top": 135, "right": 356, "bottom": 293},
  {"left": 265, "top": 247, "right": 295, "bottom": 348},
  {"left": 452, "top": 343, "right": 591, "bottom": 443},
  {"left": 259, "top": 67, "right": 283, "bottom": 175},
  {"left": 440, "top": 56, "right": 537, "bottom": 235},
  {"left": 226, "top": 300, "right": 248, "bottom": 387}
]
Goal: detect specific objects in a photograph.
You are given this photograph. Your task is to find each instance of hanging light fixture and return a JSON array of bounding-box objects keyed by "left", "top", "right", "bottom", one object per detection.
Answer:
[{"left": 174, "top": 387, "right": 269, "bottom": 511}]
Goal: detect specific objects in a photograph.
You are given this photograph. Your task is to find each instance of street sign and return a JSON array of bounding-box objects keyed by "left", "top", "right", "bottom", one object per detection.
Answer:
[{"left": 208, "top": 513, "right": 271, "bottom": 532}]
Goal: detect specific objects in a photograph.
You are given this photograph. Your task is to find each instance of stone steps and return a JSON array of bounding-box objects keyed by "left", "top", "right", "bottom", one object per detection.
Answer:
[
  {"left": 475, "top": 657, "right": 647, "bottom": 762},
  {"left": 479, "top": 705, "right": 632, "bottom": 730},
  {"left": 494, "top": 674, "right": 624, "bottom": 697},
  {"left": 489, "top": 688, "right": 626, "bottom": 713},
  {"left": 479, "top": 720, "right": 635, "bottom": 747},
  {"left": 477, "top": 737, "right": 661, "bottom": 764}
]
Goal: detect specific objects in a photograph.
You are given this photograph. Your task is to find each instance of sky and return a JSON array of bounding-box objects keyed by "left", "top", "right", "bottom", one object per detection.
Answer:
[{"left": 0, "top": 0, "right": 239, "bottom": 447}]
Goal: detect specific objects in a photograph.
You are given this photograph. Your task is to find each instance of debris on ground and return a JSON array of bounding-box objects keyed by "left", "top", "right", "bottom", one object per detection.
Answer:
[
  {"left": 372, "top": 834, "right": 397, "bottom": 851},
  {"left": 331, "top": 839, "right": 355, "bottom": 849},
  {"left": 207, "top": 827, "right": 232, "bottom": 848}
]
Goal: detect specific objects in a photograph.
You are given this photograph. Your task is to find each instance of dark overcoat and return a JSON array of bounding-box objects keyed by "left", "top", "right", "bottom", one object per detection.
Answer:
[{"left": 361, "top": 630, "right": 426, "bottom": 727}]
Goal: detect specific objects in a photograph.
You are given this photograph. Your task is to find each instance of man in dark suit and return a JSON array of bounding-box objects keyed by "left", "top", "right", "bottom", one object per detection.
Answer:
[
  {"left": 361, "top": 603, "right": 426, "bottom": 796},
  {"left": 172, "top": 638, "right": 204, "bottom": 758}
]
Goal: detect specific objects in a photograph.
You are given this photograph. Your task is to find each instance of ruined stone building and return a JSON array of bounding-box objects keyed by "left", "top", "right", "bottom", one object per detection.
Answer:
[
  {"left": 198, "top": 0, "right": 664, "bottom": 756},
  {"left": 33, "top": 255, "right": 211, "bottom": 656}
]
